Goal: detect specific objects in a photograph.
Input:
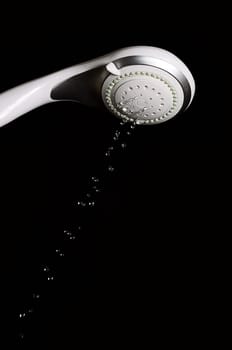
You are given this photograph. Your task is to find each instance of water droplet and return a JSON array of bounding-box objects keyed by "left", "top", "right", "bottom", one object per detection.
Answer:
[
  {"left": 65, "top": 230, "right": 76, "bottom": 240},
  {"left": 106, "top": 146, "right": 114, "bottom": 154},
  {"left": 120, "top": 120, "right": 127, "bottom": 126},
  {"left": 105, "top": 151, "right": 111, "bottom": 157},
  {"left": 92, "top": 185, "right": 100, "bottom": 193},
  {"left": 108, "top": 165, "right": 115, "bottom": 172},
  {"left": 88, "top": 201, "right": 95, "bottom": 207},
  {"left": 47, "top": 276, "right": 54, "bottom": 281},
  {"left": 121, "top": 143, "right": 127, "bottom": 148},
  {"left": 55, "top": 249, "right": 64, "bottom": 257},
  {"left": 77, "top": 226, "right": 82, "bottom": 231},
  {"left": 91, "top": 176, "right": 99, "bottom": 183},
  {"left": 65, "top": 231, "right": 72, "bottom": 236},
  {"left": 113, "top": 130, "right": 121, "bottom": 141},
  {"left": 43, "top": 266, "right": 50, "bottom": 272},
  {"left": 69, "top": 236, "right": 76, "bottom": 240},
  {"left": 32, "top": 293, "right": 40, "bottom": 300},
  {"left": 126, "top": 131, "right": 132, "bottom": 136},
  {"left": 19, "top": 312, "right": 26, "bottom": 319},
  {"left": 76, "top": 200, "right": 87, "bottom": 207}
]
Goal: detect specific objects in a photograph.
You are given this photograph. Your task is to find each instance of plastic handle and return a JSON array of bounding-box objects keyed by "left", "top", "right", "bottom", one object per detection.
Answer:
[
  {"left": 0, "top": 64, "right": 100, "bottom": 127},
  {"left": 0, "top": 66, "right": 81, "bottom": 128},
  {"left": 0, "top": 53, "right": 110, "bottom": 128},
  {"left": 0, "top": 77, "right": 54, "bottom": 127}
]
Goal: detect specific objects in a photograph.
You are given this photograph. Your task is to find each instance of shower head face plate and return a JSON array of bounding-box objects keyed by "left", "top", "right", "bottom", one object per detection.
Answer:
[{"left": 102, "top": 65, "right": 184, "bottom": 124}]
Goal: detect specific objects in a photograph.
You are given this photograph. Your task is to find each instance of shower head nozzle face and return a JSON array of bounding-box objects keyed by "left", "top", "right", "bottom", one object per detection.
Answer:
[{"left": 102, "top": 65, "right": 184, "bottom": 125}]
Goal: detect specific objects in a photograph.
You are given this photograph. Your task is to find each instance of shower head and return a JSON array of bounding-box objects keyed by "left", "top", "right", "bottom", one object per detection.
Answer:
[{"left": 0, "top": 46, "right": 195, "bottom": 127}]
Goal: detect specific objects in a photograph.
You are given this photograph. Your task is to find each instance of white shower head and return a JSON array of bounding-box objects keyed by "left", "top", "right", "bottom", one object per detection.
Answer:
[{"left": 0, "top": 46, "right": 195, "bottom": 127}]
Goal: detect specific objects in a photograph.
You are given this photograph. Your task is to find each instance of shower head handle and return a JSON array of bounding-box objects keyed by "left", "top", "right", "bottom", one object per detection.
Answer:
[
  {"left": 0, "top": 54, "right": 109, "bottom": 127},
  {"left": 0, "top": 46, "right": 195, "bottom": 127}
]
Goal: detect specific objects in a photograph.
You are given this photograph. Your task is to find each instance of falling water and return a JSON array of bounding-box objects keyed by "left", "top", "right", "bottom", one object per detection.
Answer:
[{"left": 17, "top": 119, "right": 137, "bottom": 342}]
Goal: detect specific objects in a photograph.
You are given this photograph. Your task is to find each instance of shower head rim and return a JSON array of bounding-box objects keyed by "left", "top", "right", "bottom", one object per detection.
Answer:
[
  {"left": 101, "top": 54, "right": 194, "bottom": 124},
  {"left": 106, "top": 55, "right": 193, "bottom": 111}
]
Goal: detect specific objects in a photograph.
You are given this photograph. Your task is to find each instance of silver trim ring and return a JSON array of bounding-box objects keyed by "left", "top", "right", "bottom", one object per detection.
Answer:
[{"left": 112, "top": 56, "right": 192, "bottom": 113}]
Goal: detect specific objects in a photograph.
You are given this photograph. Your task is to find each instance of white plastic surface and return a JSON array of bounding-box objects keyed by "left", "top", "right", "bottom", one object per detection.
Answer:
[
  {"left": 0, "top": 46, "right": 195, "bottom": 127},
  {"left": 0, "top": 56, "right": 110, "bottom": 127}
]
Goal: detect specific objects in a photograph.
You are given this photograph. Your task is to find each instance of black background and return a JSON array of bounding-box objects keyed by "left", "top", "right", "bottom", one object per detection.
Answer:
[{"left": 0, "top": 7, "right": 224, "bottom": 347}]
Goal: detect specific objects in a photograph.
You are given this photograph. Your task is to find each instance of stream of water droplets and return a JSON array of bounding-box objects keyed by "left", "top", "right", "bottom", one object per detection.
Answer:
[{"left": 16, "top": 119, "right": 137, "bottom": 342}]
